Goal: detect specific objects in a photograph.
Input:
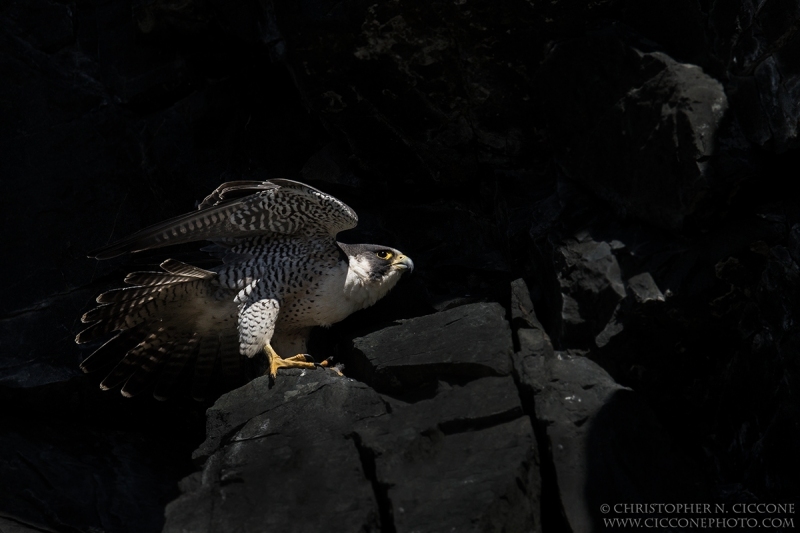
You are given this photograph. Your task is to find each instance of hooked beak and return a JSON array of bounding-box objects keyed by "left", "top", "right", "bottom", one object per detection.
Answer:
[{"left": 392, "top": 254, "right": 414, "bottom": 273}]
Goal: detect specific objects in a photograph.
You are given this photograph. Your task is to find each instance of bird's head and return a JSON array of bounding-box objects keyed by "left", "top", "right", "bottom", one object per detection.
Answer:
[{"left": 338, "top": 243, "right": 414, "bottom": 307}]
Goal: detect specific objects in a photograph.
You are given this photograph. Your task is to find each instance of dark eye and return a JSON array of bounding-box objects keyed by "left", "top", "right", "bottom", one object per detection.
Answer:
[{"left": 376, "top": 250, "right": 393, "bottom": 260}]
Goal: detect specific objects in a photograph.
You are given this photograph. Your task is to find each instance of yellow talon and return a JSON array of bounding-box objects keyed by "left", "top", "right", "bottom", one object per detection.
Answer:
[
  {"left": 263, "top": 346, "right": 344, "bottom": 379},
  {"left": 263, "top": 345, "right": 316, "bottom": 378}
]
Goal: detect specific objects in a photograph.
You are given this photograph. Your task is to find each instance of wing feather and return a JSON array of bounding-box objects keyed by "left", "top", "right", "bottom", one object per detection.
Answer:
[{"left": 90, "top": 179, "right": 358, "bottom": 259}]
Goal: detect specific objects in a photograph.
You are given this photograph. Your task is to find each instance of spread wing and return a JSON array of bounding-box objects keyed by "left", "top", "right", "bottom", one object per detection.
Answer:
[{"left": 90, "top": 179, "right": 358, "bottom": 259}]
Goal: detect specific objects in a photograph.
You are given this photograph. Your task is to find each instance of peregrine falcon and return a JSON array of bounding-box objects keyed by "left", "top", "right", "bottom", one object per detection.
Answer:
[{"left": 76, "top": 179, "right": 413, "bottom": 399}]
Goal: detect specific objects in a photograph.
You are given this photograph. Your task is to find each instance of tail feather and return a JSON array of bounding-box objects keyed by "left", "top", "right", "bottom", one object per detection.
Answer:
[
  {"left": 79, "top": 260, "right": 240, "bottom": 399},
  {"left": 159, "top": 259, "right": 215, "bottom": 279},
  {"left": 82, "top": 296, "right": 158, "bottom": 324},
  {"left": 100, "top": 330, "right": 163, "bottom": 391},
  {"left": 77, "top": 317, "right": 153, "bottom": 344},
  {"left": 79, "top": 280, "right": 214, "bottom": 344},
  {"left": 77, "top": 297, "right": 172, "bottom": 342},
  {"left": 83, "top": 281, "right": 202, "bottom": 324},
  {"left": 96, "top": 286, "right": 158, "bottom": 305},
  {"left": 121, "top": 340, "right": 173, "bottom": 398},
  {"left": 124, "top": 272, "right": 196, "bottom": 287},
  {"left": 79, "top": 325, "right": 147, "bottom": 374}
]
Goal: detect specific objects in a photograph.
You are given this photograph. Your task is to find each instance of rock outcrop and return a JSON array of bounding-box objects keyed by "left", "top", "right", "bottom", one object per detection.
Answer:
[{"left": 165, "top": 304, "right": 539, "bottom": 532}]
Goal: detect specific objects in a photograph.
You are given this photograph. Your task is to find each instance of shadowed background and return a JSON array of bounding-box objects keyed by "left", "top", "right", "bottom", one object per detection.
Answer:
[{"left": 1, "top": 0, "right": 798, "bottom": 531}]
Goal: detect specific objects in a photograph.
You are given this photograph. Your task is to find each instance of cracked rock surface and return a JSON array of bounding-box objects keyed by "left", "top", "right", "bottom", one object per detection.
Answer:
[
  {"left": 166, "top": 305, "right": 540, "bottom": 533},
  {"left": 3, "top": 0, "right": 800, "bottom": 531},
  {"left": 353, "top": 378, "right": 538, "bottom": 533},
  {"left": 165, "top": 372, "right": 386, "bottom": 533}
]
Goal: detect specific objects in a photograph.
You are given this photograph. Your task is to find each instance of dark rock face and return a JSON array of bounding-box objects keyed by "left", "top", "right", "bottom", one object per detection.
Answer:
[
  {"left": 712, "top": 1, "right": 800, "bottom": 152},
  {"left": 165, "top": 332, "right": 539, "bottom": 532},
  {"left": 356, "top": 414, "right": 537, "bottom": 533},
  {"left": 4, "top": 0, "right": 800, "bottom": 531},
  {"left": 164, "top": 372, "right": 386, "bottom": 533},
  {"left": 349, "top": 302, "right": 513, "bottom": 393},
  {"left": 552, "top": 238, "right": 627, "bottom": 346},
  {"left": 512, "top": 278, "right": 705, "bottom": 532},
  {"left": 518, "top": 351, "right": 705, "bottom": 532},
  {"left": 538, "top": 25, "right": 741, "bottom": 230}
]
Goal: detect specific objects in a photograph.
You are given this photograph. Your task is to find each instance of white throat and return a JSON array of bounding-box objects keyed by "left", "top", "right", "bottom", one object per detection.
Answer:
[{"left": 343, "top": 256, "right": 403, "bottom": 309}]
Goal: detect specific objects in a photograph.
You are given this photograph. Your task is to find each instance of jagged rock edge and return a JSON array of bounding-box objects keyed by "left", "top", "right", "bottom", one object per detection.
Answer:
[{"left": 349, "top": 432, "right": 397, "bottom": 533}]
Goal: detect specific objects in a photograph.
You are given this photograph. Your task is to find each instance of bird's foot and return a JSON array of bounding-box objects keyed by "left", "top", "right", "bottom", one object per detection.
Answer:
[
  {"left": 263, "top": 345, "right": 343, "bottom": 379},
  {"left": 268, "top": 353, "right": 317, "bottom": 379},
  {"left": 283, "top": 353, "right": 313, "bottom": 363},
  {"left": 263, "top": 345, "right": 316, "bottom": 379}
]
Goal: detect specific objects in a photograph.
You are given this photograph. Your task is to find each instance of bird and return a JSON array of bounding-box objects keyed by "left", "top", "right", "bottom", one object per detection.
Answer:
[{"left": 75, "top": 179, "right": 414, "bottom": 400}]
